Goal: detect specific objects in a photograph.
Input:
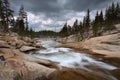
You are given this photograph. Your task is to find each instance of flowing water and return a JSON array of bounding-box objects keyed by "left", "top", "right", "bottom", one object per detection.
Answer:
[{"left": 30, "top": 39, "right": 118, "bottom": 80}]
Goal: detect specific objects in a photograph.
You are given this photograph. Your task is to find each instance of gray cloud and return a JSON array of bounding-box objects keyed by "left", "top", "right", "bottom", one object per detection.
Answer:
[
  {"left": 9, "top": 0, "right": 120, "bottom": 31},
  {"left": 10, "top": 0, "right": 117, "bottom": 14}
]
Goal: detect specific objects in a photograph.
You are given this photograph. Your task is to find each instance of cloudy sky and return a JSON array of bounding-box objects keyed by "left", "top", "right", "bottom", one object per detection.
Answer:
[{"left": 10, "top": 0, "right": 120, "bottom": 32}]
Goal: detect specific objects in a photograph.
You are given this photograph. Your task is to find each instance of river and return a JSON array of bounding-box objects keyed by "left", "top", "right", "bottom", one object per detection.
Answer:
[{"left": 30, "top": 39, "right": 118, "bottom": 80}]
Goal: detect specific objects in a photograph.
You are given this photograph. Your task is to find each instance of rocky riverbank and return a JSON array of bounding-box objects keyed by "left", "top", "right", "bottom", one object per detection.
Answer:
[
  {"left": 0, "top": 31, "right": 120, "bottom": 80},
  {"left": 57, "top": 24, "right": 120, "bottom": 59},
  {"left": 55, "top": 26, "right": 120, "bottom": 80},
  {"left": 0, "top": 32, "right": 59, "bottom": 80},
  {"left": 58, "top": 32, "right": 120, "bottom": 58}
]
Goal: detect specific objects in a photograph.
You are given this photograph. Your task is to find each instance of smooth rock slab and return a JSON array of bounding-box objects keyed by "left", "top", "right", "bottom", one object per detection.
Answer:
[
  {"left": 20, "top": 46, "right": 37, "bottom": 52},
  {"left": 0, "top": 40, "right": 10, "bottom": 48}
]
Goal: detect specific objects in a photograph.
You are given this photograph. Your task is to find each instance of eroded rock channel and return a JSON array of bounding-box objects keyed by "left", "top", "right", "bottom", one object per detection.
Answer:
[{"left": 30, "top": 39, "right": 119, "bottom": 80}]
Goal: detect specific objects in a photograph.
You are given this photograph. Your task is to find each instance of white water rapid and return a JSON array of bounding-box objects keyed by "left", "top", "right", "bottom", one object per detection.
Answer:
[{"left": 30, "top": 39, "right": 118, "bottom": 80}]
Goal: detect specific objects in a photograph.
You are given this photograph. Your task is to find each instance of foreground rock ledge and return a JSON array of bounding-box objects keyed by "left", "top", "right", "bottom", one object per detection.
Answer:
[
  {"left": 1, "top": 48, "right": 119, "bottom": 80},
  {"left": 0, "top": 48, "right": 57, "bottom": 80}
]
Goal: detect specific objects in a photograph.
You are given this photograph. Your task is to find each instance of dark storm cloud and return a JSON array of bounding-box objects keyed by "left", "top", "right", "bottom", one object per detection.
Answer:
[
  {"left": 10, "top": 0, "right": 117, "bottom": 15},
  {"left": 10, "top": 0, "right": 61, "bottom": 14},
  {"left": 64, "top": 0, "right": 111, "bottom": 11}
]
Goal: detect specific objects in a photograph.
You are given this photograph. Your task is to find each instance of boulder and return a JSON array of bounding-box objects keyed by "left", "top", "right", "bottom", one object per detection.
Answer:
[
  {"left": 0, "top": 40, "right": 10, "bottom": 48},
  {"left": 3, "top": 49, "right": 56, "bottom": 80},
  {"left": 20, "top": 46, "right": 37, "bottom": 52},
  {"left": 21, "top": 37, "right": 33, "bottom": 43},
  {"left": 2, "top": 36, "right": 18, "bottom": 42},
  {"left": 8, "top": 40, "right": 27, "bottom": 49},
  {"left": 33, "top": 44, "right": 45, "bottom": 49},
  {"left": 5, "top": 57, "right": 56, "bottom": 80},
  {"left": 16, "top": 40, "right": 27, "bottom": 48},
  {"left": 8, "top": 41, "right": 17, "bottom": 47}
]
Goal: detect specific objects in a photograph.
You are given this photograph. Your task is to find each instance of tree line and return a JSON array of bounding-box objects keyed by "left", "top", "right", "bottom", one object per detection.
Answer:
[
  {"left": 11, "top": 5, "right": 35, "bottom": 37},
  {"left": 59, "top": 3, "right": 120, "bottom": 41},
  {"left": 0, "top": 0, "right": 34, "bottom": 37}
]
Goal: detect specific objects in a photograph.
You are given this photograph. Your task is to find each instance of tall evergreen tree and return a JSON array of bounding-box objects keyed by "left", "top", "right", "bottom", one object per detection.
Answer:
[
  {"left": 60, "top": 22, "right": 68, "bottom": 37},
  {"left": 83, "top": 16, "right": 86, "bottom": 30},
  {"left": 67, "top": 25, "right": 72, "bottom": 35},
  {"left": 92, "top": 11, "right": 99, "bottom": 37},
  {"left": 115, "top": 2, "right": 120, "bottom": 23},
  {"left": 111, "top": 3, "right": 116, "bottom": 21},
  {"left": 16, "top": 5, "right": 28, "bottom": 35},
  {"left": 0, "top": 0, "right": 4, "bottom": 30},
  {"left": 79, "top": 21, "right": 84, "bottom": 40},
  {"left": 85, "top": 9, "right": 91, "bottom": 30},
  {"left": 95, "top": 11, "right": 99, "bottom": 23},
  {"left": 99, "top": 10, "right": 104, "bottom": 23},
  {"left": 99, "top": 10, "right": 104, "bottom": 33},
  {"left": 84, "top": 9, "right": 91, "bottom": 38},
  {"left": 72, "top": 19, "right": 78, "bottom": 34},
  {"left": 0, "top": 0, "right": 14, "bottom": 32},
  {"left": 92, "top": 10, "right": 104, "bottom": 37},
  {"left": 104, "top": 3, "right": 119, "bottom": 31},
  {"left": 19, "top": 5, "right": 26, "bottom": 20}
]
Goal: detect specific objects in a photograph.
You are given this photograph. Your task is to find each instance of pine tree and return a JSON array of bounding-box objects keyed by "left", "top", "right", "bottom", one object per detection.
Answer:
[
  {"left": 95, "top": 11, "right": 99, "bottom": 23},
  {"left": 60, "top": 22, "right": 68, "bottom": 37},
  {"left": 104, "top": 3, "right": 118, "bottom": 31},
  {"left": 19, "top": 5, "right": 26, "bottom": 20},
  {"left": 16, "top": 5, "right": 28, "bottom": 35},
  {"left": 79, "top": 21, "right": 84, "bottom": 40},
  {"left": 115, "top": 2, "right": 120, "bottom": 23},
  {"left": 83, "top": 16, "right": 86, "bottom": 30},
  {"left": 111, "top": 3, "right": 116, "bottom": 21},
  {"left": 0, "top": 0, "right": 14, "bottom": 32},
  {"left": 99, "top": 10, "right": 104, "bottom": 33},
  {"left": 0, "top": 0, "right": 4, "bottom": 30},
  {"left": 84, "top": 9, "right": 91, "bottom": 38},
  {"left": 72, "top": 19, "right": 78, "bottom": 34},
  {"left": 92, "top": 10, "right": 104, "bottom": 37},
  {"left": 99, "top": 11, "right": 104, "bottom": 24},
  {"left": 85, "top": 9, "right": 90, "bottom": 30},
  {"left": 67, "top": 25, "right": 72, "bottom": 35},
  {"left": 92, "top": 11, "right": 99, "bottom": 37}
]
